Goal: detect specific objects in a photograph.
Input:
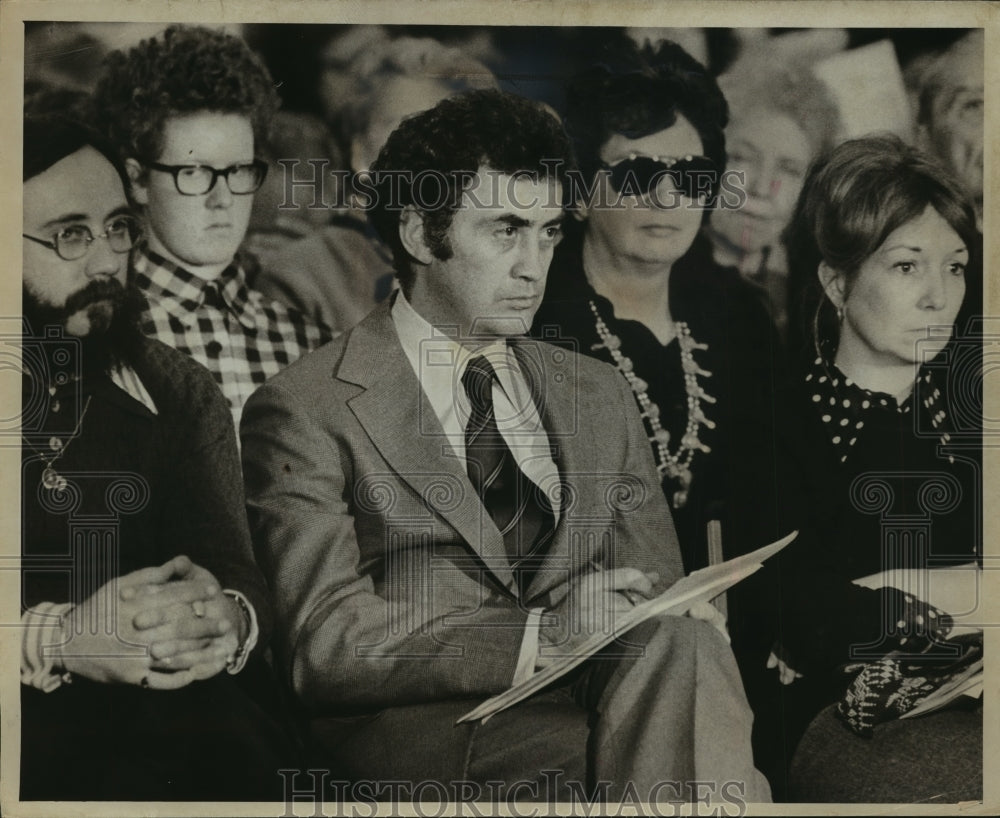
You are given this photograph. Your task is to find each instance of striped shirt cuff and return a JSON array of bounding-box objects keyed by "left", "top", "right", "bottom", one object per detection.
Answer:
[
  {"left": 21, "top": 603, "right": 74, "bottom": 692},
  {"left": 513, "top": 607, "right": 545, "bottom": 685},
  {"left": 222, "top": 589, "right": 258, "bottom": 674}
]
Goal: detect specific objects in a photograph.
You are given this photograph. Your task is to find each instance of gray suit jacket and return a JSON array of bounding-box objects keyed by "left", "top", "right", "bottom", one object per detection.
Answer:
[{"left": 241, "top": 300, "right": 683, "bottom": 713}]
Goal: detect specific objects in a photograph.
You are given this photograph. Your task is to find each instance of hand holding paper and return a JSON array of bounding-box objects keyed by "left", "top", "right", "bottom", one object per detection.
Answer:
[
  {"left": 458, "top": 531, "right": 797, "bottom": 724},
  {"left": 536, "top": 566, "right": 657, "bottom": 668}
]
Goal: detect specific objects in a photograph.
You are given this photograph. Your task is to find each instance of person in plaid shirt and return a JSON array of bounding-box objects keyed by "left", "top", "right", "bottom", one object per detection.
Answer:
[{"left": 93, "top": 25, "right": 332, "bottom": 430}]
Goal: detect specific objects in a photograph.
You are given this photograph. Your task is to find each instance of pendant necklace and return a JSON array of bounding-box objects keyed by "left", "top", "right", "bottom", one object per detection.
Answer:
[{"left": 22, "top": 395, "right": 93, "bottom": 491}]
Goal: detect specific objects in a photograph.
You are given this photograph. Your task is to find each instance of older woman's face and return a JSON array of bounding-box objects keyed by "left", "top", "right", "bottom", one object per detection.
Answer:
[
  {"left": 712, "top": 109, "right": 811, "bottom": 257},
  {"left": 352, "top": 75, "right": 459, "bottom": 172},
  {"left": 582, "top": 116, "right": 706, "bottom": 269},
  {"left": 837, "top": 206, "right": 967, "bottom": 368}
]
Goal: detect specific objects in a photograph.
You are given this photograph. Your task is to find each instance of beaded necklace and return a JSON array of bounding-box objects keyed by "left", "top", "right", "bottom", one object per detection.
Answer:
[{"left": 589, "top": 299, "right": 716, "bottom": 508}]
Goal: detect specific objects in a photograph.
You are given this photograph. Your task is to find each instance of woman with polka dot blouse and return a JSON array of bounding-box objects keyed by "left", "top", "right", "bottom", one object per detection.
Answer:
[{"left": 770, "top": 135, "right": 983, "bottom": 803}]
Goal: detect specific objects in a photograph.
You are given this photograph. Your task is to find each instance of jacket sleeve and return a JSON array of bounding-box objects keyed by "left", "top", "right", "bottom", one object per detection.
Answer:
[
  {"left": 605, "top": 364, "right": 686, "bottom": 594},
  {"left": 156, "top": 353, "right": 274, "bottom": 658}
]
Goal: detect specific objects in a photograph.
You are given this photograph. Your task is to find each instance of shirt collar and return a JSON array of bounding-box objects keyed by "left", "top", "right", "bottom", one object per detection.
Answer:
[
  {"left": 132, "top": 244, "right": 256, "bottom": 330},
  {"left": 805, "top": 357, "right": 934, "bottom": 465},
  {"left": 390, "top": 292, "right": 561, "bottom": 521},
  {"left": 109, "top": 363, "right": 158, "bottom": 415},
  {"left": 806, "top": 357, "right": 919, "bottom": 415},
  {"left": 391, "top": 291, "right": 520, "bottom": 418}
]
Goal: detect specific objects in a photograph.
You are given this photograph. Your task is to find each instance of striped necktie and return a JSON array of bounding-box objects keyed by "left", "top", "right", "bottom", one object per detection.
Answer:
[{"left": 461, "top": 354, "right": 554, "bottom": 593}]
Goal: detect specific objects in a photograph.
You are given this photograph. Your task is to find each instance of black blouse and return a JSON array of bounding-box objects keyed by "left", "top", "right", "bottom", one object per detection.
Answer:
[{"left": 775, "top": 356, "right": 982, "bottom": 684}]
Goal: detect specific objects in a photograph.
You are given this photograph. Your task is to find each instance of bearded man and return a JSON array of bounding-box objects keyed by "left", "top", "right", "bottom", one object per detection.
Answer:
[{"left": 18, "top": 114, "right": 288, "bottom": 801}]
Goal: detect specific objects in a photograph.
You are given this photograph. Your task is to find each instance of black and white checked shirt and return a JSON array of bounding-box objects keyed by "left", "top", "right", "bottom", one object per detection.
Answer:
[{"left": 132, "top": 245, "right": 333, "bottom": 431}]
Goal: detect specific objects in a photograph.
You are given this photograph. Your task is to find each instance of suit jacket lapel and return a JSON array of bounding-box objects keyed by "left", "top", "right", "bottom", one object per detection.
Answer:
[
  {"left": 340, "top": 304, "right": 516, "bottom": 594},
  {"left": 509, "top": 339, "right": 603, "bottom": 601}
]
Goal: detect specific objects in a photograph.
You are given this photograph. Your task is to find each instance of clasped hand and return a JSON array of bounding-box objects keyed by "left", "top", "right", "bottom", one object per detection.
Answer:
[{"left": 57, "top": 555, "right": 243, "bottom": 690}]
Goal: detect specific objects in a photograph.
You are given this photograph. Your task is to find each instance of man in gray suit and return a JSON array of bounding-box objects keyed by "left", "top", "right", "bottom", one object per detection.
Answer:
[{"left": 242, "top": 90, "right": 769, "bottom": 806}]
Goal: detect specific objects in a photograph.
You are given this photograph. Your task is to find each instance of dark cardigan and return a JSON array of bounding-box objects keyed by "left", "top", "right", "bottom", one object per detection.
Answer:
[
  {"left": 20, "top": 336, "right": 288, "bottom": 800},
  {"left": 21, "top": 335, "right": 271, "bottom": 643}
]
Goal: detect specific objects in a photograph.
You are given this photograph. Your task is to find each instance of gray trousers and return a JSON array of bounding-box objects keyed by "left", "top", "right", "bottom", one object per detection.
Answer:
[{"left": 309, "top": 615, "right": 771, "bottom": 806}]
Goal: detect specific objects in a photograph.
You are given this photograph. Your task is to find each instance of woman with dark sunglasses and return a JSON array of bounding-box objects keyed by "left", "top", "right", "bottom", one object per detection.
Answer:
[
  {"left": 534, "top": 39, "right": 789, "bottom": 574},
  {"left": 531, "top": 39, "right": 794, "bottom": 784}
]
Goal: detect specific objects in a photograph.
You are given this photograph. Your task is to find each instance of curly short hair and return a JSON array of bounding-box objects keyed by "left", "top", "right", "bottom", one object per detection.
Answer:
[
  {"left": 785, "top": 134, "right": 979, "bottom": 362},
  {"left": 366, "top": 89, "right": 574, "bottom": 295},
  {"left": 93, "top": 25, "right": 280, "bottom": 163},
  {"left": 564, "top": 40, "right": 728, "bottom": 199}
]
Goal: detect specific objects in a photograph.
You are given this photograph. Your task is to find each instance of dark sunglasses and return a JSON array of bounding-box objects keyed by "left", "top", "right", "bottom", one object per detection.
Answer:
[{"left": 600, "top": 154, "right": 717, "bottom": 200}]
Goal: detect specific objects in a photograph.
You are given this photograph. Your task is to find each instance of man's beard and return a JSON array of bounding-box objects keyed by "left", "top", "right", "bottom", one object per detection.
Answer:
[{"left": 23, "top": 278, "right": 149, "bottom": 377}]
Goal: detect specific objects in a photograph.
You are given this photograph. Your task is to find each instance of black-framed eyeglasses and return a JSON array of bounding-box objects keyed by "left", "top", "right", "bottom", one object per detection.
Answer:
[
  {"left": 146, "top": 159, "right": 268, "bottom": 196},
  {"left": 23, "top": 215, "right": 140, "bottom": 261},
  {"left": 600, "top": 154, "right": 717, "bottom": 200}
]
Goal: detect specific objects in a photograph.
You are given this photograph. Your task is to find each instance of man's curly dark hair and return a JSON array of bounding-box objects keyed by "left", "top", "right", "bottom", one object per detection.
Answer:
[
  {"left": 565, "top": 40, "right": 729, "bottom": 201},
  {"left": 366, "top": 89, "right": 574, "bottom": 296},
  {"left": 93, "top": 25, "right": 280, "bottom": 166}
]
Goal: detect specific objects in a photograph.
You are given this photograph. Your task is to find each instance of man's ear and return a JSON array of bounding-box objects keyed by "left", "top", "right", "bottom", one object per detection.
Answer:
[
  {"left": 125, "top": 158, "right": 149, "bottom": 206},
  {"left": 399, "top": 205, "right": 434, "bottom": 265},
  {"left": 818, "top": 261, "right": 847, "bottom": 308}
]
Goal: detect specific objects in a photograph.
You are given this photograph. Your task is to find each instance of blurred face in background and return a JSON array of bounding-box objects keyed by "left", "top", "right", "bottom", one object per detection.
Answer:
[
  {"left": 318, "top": 26, "right": 390, "bottom": 129},
  {"left": 711, "top": 108, "right": 811, "bottom": 259},
  {"left": 351, "top": 75, "right": 458, "bottom": 173},
  {"left": 921, "top": 51, "right": 983, "bottom": 207}
]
